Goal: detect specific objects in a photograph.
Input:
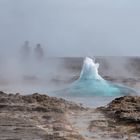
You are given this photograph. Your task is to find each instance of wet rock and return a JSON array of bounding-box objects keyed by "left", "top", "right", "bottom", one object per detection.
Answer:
[
  {"left": 89, "top": 120, "right": 108, "bottom": 131},
  {"left": 110, "top": 133, "right": 124, "bottom": 139},
  {"left": 32, "top": 106, "right": 50, "bottom": 112},
  {"left": 104, "top": 96, "right": 140, "bottom": 123},
  {"left": 0, "top": 91, "right": 7, "bottom": 96},
  {"left": 0, "top": 91, "right": 85, "bottom": 140},
  {"left": 97, "top": 96, "right": 140, "bottom": 139}
]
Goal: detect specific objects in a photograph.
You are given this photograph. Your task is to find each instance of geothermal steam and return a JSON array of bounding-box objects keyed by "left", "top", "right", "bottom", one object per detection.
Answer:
[{"left": 57, "top": 57, "right": 136, "bottom": 96}]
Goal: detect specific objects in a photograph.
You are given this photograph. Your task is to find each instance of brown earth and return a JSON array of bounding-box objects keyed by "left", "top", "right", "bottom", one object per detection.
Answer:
[
  {"left": 93, "top": 96, "right": 140, "bottom": 139},
  {"left": 0, "top": 91, "right": 140, "bottom": 140},
  {"left": 0, "top": 91, "right": 85, "bottom": 140}
]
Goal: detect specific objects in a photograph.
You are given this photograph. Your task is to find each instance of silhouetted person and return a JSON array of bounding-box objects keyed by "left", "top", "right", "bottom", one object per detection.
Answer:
[
  {"left": 20, "top": 41, "right": 31, "bottom": 61},
  {"left": 34, "top": 44, "right": 44, "bottom": 61}
]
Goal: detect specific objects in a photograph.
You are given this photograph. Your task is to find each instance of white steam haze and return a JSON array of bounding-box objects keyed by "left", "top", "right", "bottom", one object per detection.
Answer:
[
  {"left": 0, "top": 0, "right": 140, "bottom": 56},
  {"left": 0, "top": 0, "right": 140, "bottom": 95}
]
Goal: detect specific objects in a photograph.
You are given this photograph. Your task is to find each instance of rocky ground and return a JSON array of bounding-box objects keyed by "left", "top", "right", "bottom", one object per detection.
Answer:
[
  {"left": 0, "top": 92, "right": 140, "bottom": 140},
  {"left": 0, "top": 91, "right": 86, "bottom": 140},
  {"left": 94, "top": 96, "right": 140, "bottom": 140}
]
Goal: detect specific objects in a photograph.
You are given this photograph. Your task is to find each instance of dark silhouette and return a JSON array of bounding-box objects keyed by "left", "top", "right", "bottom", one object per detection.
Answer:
[
  {"left": 34, "top": 44, "right": 44, "bottom": 61},
  {"left": 20, "top": 41, "right": 31, "bottom": 61}
]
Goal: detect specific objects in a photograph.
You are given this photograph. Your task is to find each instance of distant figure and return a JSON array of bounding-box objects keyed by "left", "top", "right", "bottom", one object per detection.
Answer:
[
  {"left": 20, "top": 41, "right": 31, "bottom": 61},
  {"left": 34, "top": 44, "right": 44, "bottom": 61}
]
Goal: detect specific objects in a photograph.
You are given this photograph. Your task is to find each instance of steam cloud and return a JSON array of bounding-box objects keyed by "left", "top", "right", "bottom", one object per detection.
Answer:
[{"left": 0, "top": 0, "right": 140, "bottom": 56}]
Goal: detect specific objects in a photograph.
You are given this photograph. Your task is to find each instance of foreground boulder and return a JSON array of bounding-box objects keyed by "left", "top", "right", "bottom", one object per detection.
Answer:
[
  {"left": 93, "top": 96, "right": 140, "bottom": 139},
  {"left": 103, "top": 96, "right": 140, "bottom": 123}
]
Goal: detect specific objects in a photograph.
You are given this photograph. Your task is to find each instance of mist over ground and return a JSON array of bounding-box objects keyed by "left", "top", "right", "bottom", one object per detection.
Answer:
[
  {"left": 0, "top": 44, "right": 140, "bottom": 94},
  {"left": 0, "top": 0, "right": 140, "bottom": 93}
]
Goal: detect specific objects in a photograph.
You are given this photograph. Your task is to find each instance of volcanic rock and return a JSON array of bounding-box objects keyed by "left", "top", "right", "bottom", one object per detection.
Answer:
[
  {"left": 0, "top": 91, "right": 85, "bottom": 140},
  {"left": 103, "top": 96, "right": 140, "bottom": 123}
]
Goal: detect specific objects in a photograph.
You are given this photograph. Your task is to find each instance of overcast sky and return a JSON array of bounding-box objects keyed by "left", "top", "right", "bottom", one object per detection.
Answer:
[{"left": 0, "top": 0, "right": 140, "bottom": 56}]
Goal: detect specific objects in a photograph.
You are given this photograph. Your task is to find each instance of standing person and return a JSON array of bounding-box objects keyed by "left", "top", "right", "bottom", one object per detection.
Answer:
[
  {"left": 19, "top": 41, "right": 32, "bottom": 76},
  {"left": 34, "top": 44, "right": 44, "bottom": 61},
  {"left": 20, "top": 41, "right": 31, "bottom": 61}
]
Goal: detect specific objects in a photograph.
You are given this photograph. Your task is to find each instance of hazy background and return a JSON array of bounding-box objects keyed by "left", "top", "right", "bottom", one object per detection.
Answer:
[
  {"left": 0, "top": 0, "right": 140, "bottom": 56},
  {"left": 0, "top": 0, "right": 140, "bottom": 94}
]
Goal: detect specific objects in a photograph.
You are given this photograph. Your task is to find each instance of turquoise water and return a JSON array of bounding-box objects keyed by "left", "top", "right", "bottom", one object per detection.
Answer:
[
  {"left": 0, "top": 57, "right": 137, "bottom": 107},
  {"left": 55, "top": 57, "right": 136, "bottom": 97}
]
